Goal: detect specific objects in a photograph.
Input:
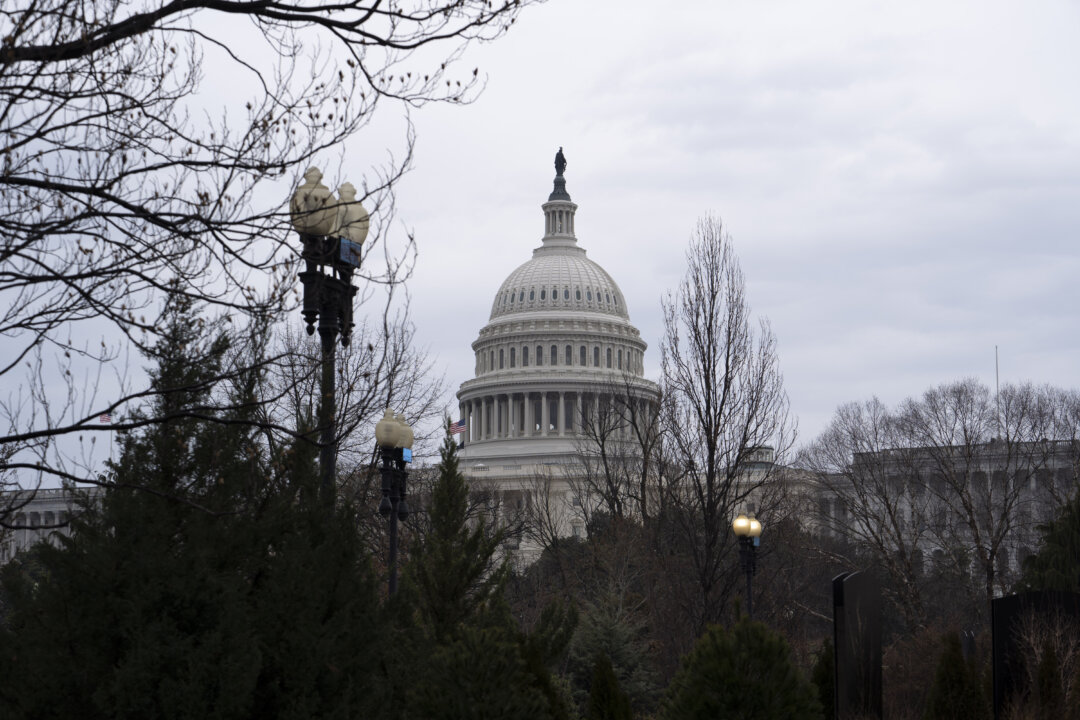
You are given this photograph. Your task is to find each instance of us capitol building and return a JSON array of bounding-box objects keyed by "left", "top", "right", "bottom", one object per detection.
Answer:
[
  {"left": 1, "top": 150, "right": 661, "bottom": 563},
  {"left": 453, "top": 149, "right": 660, "bottom": 542}
]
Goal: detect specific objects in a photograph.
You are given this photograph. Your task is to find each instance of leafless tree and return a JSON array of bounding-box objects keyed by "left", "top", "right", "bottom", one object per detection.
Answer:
[
  {"left": 0, "top": 0, "right": 537, "bottom": 506},
  {"left": 803, "top": 379, "right": 1080, "bottom": 621},
  {"left": 658, "top": 214, "right": 794, "bottom": 635},
  {"left": 571, "top": 372, "right": 664, "bottom": 522},
  {"left": 800, "top": 398, "right": 936, "bottom": 629}
]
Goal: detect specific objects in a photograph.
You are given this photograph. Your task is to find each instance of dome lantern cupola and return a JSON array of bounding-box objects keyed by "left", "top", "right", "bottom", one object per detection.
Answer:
[{"left": 542, "top": 146, "right": 578, "bottom": 246}]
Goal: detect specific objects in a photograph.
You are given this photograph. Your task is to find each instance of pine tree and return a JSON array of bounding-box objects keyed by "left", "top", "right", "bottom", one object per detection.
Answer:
[
  {"left": 586, "top": 653, "right": 633, "bottom": 720},
  {"left": 661, "top": 616, "right": 823, "bottom": 720},
  {"left": 923, "top": 632, "right": 988, "bottom": 720},
  {"left": 402, "top": 427, "right": 576, "bottom": 720},
  {"left": 0, "top": 300, "right": 388, "bottom": 719},
  {"left": 567, "top": 593, "right": 658, "bottom": 714},
  {"left": 1017, "top": 492, "right": 1080, "bottom": 593},
  {"left": 810, "top": 637, "right": 835, "bottom": 720}
]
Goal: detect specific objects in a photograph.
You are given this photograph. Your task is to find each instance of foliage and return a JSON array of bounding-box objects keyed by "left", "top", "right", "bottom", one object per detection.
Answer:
[
  {"left": 923, "top": 632, "right": 988, "bottom": 720},
  {"left": 0, "top": 299, "right": 388, "bottom": 718},
  {"left": 402, "top": 428, "right": 577, "bottom": 720},
  {"left": 1017, "top": 492, "right": 1080, "bottom": 594},
  {"left": 661, "top": 616, "right": 822, "bottom": 720},
  {"left": 810, "top": 637, "right": 835, "bottom": 720},
  {"left": 586, "top": 654, "right": 633, "bottom": 720},
  {"left": 566, "top": 593, "right": 658, "bottom": 714}
]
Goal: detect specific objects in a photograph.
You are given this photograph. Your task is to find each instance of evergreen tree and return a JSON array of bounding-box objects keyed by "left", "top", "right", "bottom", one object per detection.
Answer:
[
  {"left": 661, "top": 616, "right": 822, "bottom": 720},
  {"left": 403, "top": 428, "right": 576, "bottom": 720},
  {"left": 1017, "top": 492, "right": 1080, "bottom": 593},
  {"left": 566, "top": 594, "right": 658, "bottom": 714},
  {"left": 586, "top": 653, "right": 633, "bottom": 720},
  {"left": 810, "top": 637, "right": 835, "bottom": 720},
  {"left": 0, "top": 299, "right": 388, "bottom": 719},
  {"left": 923, "top": 632, "right": 988, "bottom": 720}
]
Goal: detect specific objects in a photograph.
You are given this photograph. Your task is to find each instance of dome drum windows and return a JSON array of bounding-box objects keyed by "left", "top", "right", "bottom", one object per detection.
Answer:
[
  {"left": 522, "top": 346, "right": 529, "bottom": 367},
  {"left": 579, "top": 346, "right": 586, "bottom": 366},
  {"left": 551, "top": 345, "right": 558, "bottom": 365},
  {"left": 510, "top": 348, "right": 516, "bottom": 368},
  {"left": 606, "top": 348, "right": 612, "bottom": 368},
  {"left": 537, "top": 345, "right": 544, "bottom": 366},
  {"left": 565, "top": 345, "right": 571, "bottom": 365},
  {"left": 593, "top": 347, "right": 600, "bottom": 367},
  {"left": 529, "top": 289, "right": 535, "bottom": 301}
]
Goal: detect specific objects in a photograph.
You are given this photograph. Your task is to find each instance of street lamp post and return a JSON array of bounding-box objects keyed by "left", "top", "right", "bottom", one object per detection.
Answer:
[
  {"left": 289, "top": 169, "right": 369, "bottom": 502},
  {"left": 375, "top": 409, "right": 412, "bottom": 597},
  {"left": 732, "top": 512, "right": 763, "bottom": 620}
]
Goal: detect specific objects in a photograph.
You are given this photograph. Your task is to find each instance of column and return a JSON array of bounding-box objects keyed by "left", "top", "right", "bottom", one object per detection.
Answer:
[
  {"left": 480, "top": 397, "right": 488, "bottom": 441},
  {"left": 575, "top": 393, "right": 583, "bottom": 435},
  {"left": 509, "top": 394, "right": 517, "bottom": 438},
  {"left": 540, "top": 392, "right": 549, "bottom": 437},
  {"left": 558, "top": 392, "right": 566, "bottom": 436}
]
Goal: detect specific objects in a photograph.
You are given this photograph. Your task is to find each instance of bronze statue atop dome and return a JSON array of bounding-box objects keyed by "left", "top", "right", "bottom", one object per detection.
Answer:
[{"left": 555, "top": 147, "right": 567, "bottom": 176}]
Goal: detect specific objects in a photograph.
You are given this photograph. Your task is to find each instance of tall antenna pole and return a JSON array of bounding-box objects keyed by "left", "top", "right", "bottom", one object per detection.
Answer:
[{"left": 995, "top": 345, "right": 1001, "bottom": 436}]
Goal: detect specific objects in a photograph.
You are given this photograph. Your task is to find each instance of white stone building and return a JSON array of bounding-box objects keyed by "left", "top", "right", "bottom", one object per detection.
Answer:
[{"left": 454, "top": 151, "right": 660, "bottom": 548}]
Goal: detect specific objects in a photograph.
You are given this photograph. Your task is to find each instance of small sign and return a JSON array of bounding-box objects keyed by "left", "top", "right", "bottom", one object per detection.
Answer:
[
  {"left": 402, "top": 448, "right": 413, "bottom": 463},
  {"left": 338, "top": 238, "right": 362, "bottom": 268}
]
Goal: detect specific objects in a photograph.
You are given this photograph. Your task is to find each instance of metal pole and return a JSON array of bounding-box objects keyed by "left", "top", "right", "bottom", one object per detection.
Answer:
[
  {"left": 746, "top": 547, "right": 754, "bottom": 621},
  {"left": 319, "top": 326, "right": 337, "bottom": 502}
]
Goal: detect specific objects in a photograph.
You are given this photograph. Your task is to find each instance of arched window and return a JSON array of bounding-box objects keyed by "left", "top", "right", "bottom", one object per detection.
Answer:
[
  {"left": 593, "top": 347, "right": 600, "bottom": 367},
  {"left": 509, "top": 292, "right": 514, "bottom": 305},
  {"left": 565, "top": 345, "right": 572, "bottom": 365},
  {"left": 490, "top": 351, "right": 494, "bottom": 371},
  {"left": 564, "top": 288, "right": 570, "bottom": 300},
  {"left": 575, "top": 288, "right": 581, "bottom": 300},
  {"left": 579, "top": 346, "right": 586, "bottom": 366},
  {"left": 614, "top": 293, "right": 619, "bottom": 307},
  {"left": 605, "top": 292, "right": 611, "bottom": 304},
  {"left": 519, "top": 291, "right": 524, "bottom": 302},
  {"left": 551, "top": 345, "right": 558, "bottom": 365},
  {"left": 537, "top": 345, "right": 544, "bottom": 365},
  {"left": 499, "top": 349, "right": 504, "bottom": 369},
  {"left": 510, "top": 348, "right": 516, "bottom": 367},
  {"left": 618, "top": 349, "right": 623, "bottom": 369},
  {"left": 540, "top": 289, "right": 546, "bottom": 300},
  {"left": 529, "top": 289, "right": 535, "bottom": 301},
  {"left": 606, "top": 348, "right": 612, "bottom": 368},
  {"left": 522, "top": 346, "right": 529, "bottom": 367},
  {"left": 587, "top": 290, "right": 592, "bottom": 301}
]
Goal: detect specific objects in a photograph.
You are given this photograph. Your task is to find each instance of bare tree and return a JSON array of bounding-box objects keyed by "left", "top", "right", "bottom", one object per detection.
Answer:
[
  {"left": 658, "top": 214, "right": 794, "bottom": 635},
  {"left": 803, "top": 380, "right": 1080, "bottom": 622},
  {"left": 800, "top": 398, "right": 936, "bottom": 629},
  {"left": 0, "top": 0, "right": 536, "bottom": 503}
]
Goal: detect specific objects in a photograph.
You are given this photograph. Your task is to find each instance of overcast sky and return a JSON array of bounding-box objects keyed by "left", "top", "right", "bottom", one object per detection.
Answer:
[{"left": 374, "top": 0, "right": 1080, "bottom": 445}]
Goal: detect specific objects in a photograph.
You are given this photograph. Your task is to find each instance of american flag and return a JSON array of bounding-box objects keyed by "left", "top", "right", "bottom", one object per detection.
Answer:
[
  {"left": 449, "top": 419, "right": 467, "bottom": 435},
  {"left": 99, "top": 413, "right": 112, "bottom": 424}
]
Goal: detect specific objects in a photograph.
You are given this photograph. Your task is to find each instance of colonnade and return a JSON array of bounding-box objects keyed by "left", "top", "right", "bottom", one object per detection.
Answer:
[{"left": 459, "top": 390, "right": 645, "bottom": 444}]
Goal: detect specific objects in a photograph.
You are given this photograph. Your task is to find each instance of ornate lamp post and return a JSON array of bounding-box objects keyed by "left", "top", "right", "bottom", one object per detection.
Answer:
[
  {"left": 289, "top": 168, "right": 369, "bottom": 501},
  {"left": 375, "top": 409, "right": 412, "bottom": 596},
  {"left": 732, "top": 512, "right": 763, "bottom": 620}
]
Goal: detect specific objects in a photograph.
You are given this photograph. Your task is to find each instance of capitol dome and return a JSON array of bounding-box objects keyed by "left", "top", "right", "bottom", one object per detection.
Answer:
[{"left": 456, "top": 150, "right": 659, "bottom": 489}]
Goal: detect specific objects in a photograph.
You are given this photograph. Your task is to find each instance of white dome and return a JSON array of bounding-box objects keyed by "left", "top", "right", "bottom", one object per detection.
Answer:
[{"left": 490, "top": 244, "right": 629, "bottom": 321}]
